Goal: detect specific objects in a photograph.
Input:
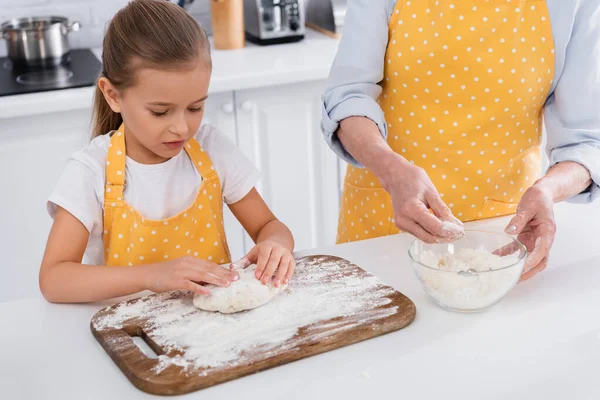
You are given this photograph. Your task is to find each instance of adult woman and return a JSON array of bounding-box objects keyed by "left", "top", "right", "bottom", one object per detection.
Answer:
[{"left": 321, "top": 0, "right": 600, "bottom": 280}]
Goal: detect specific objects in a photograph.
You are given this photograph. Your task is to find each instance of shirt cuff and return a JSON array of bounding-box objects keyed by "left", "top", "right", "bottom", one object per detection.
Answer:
[
  {"left": 321, "top": 95, "right": 388, "bottom": 168},
  {"left": 549, "top": 142, "right": 600, "bottom": 203}
]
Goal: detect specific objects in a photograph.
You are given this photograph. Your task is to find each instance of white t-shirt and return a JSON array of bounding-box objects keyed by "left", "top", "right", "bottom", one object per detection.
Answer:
[{"left": 47, "top": 124, "right": 260, "bottom": 265}]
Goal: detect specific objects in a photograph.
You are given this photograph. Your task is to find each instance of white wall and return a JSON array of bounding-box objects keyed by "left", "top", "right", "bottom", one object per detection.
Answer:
[{"left": 0, "top": 0, "right": 213, "bottom": 57}]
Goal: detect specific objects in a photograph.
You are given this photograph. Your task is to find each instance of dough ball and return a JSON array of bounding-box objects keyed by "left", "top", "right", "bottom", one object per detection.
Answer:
[{"left": 193, "top": 264, "right": 287, "bottom": 314}]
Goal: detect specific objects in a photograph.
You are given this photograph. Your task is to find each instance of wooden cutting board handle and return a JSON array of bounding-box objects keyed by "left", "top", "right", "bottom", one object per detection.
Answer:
[
  {"left": 91, "top": 322, "right": 195, "bottom": 395},
  {"left": 210, "top": 0, "right": 245, "bottom": 50}
]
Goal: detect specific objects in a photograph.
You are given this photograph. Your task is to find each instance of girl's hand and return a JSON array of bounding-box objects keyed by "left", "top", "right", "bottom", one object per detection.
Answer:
[
  {"left": 143, "top": 256, "right": 239, "bottom": 295},
  {"left": 505, "top": 184, "right": 556, "bottom": 281},
  {"left": 245, "top": 240, "right": 295, "bottom": 287}
]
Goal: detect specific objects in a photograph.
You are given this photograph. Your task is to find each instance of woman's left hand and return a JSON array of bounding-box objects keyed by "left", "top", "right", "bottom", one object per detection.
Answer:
[{"left": 505, "top": 184, "right": 557, "bottom": 281}]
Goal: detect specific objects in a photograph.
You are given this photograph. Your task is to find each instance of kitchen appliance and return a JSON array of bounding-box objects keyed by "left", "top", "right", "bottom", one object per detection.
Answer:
[
  {"left": 244, "top": 0, "right": 305, "bottom": 45},
  {"left": 0, "top": 16, "right": 80, "bottom": 69},
  {"left": 306, "top": 0, "right": 346, "bottom": 38},
  {"left": 0, "top": 48, "right": 101, "bottom": 97}
]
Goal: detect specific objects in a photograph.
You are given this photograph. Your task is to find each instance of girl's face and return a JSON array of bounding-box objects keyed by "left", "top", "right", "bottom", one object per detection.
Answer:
[{"left": 100, "top": 61, "right": 211, "bottom": 164}]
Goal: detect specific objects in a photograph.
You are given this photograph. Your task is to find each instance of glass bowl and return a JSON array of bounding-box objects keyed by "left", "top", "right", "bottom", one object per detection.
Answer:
[{"left": 408, "top": 230, "right": 527, "bottom": 312}]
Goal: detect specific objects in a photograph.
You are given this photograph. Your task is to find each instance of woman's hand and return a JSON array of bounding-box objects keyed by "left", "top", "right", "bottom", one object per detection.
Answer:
[
  {"left": 143, "top": 256, "right": 239, "bottom": 295},
  {"left": 381, "top": 155, "right": 465, "bottom": 244},
  {"left": 245, "top": 240, "right": 295, "bottom": 287},
  {"left": 505, "top": 184, "right": 556, "bottom": 281}
]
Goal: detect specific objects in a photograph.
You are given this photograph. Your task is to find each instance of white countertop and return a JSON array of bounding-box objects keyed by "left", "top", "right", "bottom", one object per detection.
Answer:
[
  {"left": 2, "top": 201, "right": 600, "bottom": 400},
  {"left": 0, "top": 29, "right": 338, "bottom": 120}
]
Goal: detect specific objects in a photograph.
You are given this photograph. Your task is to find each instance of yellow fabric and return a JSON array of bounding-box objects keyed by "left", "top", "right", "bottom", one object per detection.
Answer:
[
  {"left": 103, "top": 124, "right": 231, "bottom": 266},
  {"left": 338, "top": 0, "right": 555, "bottom": 244}
]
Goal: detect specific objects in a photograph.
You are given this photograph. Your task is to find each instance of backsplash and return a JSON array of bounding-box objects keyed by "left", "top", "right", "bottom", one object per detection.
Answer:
[{"left": 0, "top": 0, "right": 213, "bottom": 57}]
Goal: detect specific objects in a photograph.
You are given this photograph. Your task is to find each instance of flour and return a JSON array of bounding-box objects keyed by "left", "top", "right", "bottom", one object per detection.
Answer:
[
  {"left": 439, "top": 221, "right": 465, "bottom": 241},
  {"left": 416, "top": 247, "right": 523, "bottom": 311},
  {"left": 92, "top": 257, "right": 398, "bottom": 373}
]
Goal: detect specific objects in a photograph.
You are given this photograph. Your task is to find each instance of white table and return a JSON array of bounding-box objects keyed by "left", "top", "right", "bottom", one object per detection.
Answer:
[{"left": 2, "top": 201, "right": 600, "bottom": 400}]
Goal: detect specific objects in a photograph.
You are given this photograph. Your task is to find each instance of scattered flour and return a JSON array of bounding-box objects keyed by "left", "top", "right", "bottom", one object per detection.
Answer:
[
  {"left": 361, "top": 367, "right": 373, "bottom": 379},
  {"left": 92, "top": 257, "right": 398, "bottom": 374},
  {"left": 416, "top": 247, "right": 523, "bottom": 311}
]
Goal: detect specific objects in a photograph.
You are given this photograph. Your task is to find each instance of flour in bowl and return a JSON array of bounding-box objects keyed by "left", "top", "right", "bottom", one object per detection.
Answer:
[{"left": 415, "top": 247, "right": 523, "bottom": 311}]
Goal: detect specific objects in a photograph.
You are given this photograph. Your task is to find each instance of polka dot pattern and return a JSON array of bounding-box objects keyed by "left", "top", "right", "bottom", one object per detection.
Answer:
[
  {"left": 338, "top": 0, "right": 554, "bottom": 244},
  {"left": 103, "top": 124, "right": 231, "bottom": 266}
]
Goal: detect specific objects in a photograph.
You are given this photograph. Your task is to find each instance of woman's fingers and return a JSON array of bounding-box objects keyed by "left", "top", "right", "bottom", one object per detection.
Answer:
[
  {"left": 520, "top": 257, "right": 549, "bottom": 282},
  {"left": 505, "top": 208, "right": 532, "bottom": 235},
  {"left": 492, "top": 241, "right": 521, "bottom": 257},
  {"left": 425, "top": 191, "right": 459, "bottom": 226},
  {"left": 395, "top": 217, "right": 441, "bottom": 244},
  {"left": 525, "top": 231, "right": 554, "bottom": 271}
]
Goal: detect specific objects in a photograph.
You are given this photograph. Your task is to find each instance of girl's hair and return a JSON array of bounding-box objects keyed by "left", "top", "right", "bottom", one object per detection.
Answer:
[{"left": 92, "top": 0, "right": 212, "bottom": 138}]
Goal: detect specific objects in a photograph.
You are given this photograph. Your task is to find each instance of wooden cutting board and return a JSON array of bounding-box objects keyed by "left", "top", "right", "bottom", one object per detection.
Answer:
[{"left": 91, "top": 255, "right": 416, "bottom": 396}]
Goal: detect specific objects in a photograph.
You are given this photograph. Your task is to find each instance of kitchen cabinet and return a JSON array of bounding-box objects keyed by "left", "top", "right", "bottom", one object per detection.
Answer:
[
  {"left": 0, "top": 80, "right": 342, "bottom": 301},
  {"left": 202, "top": 91, "right": 247, "bottom": 262},
  {"left": 205, "top": 81, "right": 341, "bottom": 259},
  {"left": 0, "top": 109, "right": 91, "bottom": 302},
  {"left": 234, "top": 80, "right": 340, "bottom": 254}
]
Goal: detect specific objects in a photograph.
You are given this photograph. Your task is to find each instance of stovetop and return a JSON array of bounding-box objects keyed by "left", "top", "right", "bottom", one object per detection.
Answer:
[{"left": 0, "top": 49, "right": 101, "bottom": 97}]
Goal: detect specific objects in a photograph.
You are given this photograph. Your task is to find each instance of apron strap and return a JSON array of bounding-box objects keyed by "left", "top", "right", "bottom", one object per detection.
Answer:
[
  {"left": 104, "top": 124, "right": 126, "bottom": 203},
  {"left": 185, "top": 135, "right": 219, "bottom": 181}
]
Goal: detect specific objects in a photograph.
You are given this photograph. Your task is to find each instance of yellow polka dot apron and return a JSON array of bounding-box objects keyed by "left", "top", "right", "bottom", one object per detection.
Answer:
[
  {"left": 103, "top": 124, "right": 231, "bottom": 266},
  {"left": 338, "top": 0, "right": 555, "bottom": 244}
]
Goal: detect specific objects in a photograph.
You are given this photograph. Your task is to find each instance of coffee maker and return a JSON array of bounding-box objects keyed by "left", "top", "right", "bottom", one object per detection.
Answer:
[{"left": 244, "top": 0, "right": 305, "bottom": 45}]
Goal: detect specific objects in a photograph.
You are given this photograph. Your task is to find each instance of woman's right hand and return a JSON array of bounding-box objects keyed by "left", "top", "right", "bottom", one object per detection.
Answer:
[
  {"left": 143, "top": 256, "right": 239, "bottom": 296},
  {"left": 379, "top": 154, "right": 464, "bottom": 244}
]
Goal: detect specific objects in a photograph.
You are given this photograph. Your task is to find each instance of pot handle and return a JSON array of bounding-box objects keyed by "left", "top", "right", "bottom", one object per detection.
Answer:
[
  {"left": 67, "top": 21, "right": 81, "bottom": 33},
  {"left": 0, "top": 28, "right": 9, "bottom": 40}
]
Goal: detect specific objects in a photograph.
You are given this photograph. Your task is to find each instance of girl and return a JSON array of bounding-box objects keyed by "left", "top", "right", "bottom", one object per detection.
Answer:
[{"left": 39, "top": 0, "right": 295, "bottom": 303}]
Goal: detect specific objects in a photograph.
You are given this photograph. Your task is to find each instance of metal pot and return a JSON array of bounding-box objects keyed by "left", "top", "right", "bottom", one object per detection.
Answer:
[{"left": 0, "top": 16, "right": 80, "bottom": 69}]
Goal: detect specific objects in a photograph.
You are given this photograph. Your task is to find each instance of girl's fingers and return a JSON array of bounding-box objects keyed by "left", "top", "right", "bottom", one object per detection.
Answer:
[
  {"left": 202, "top": 261, "right": 238, "bottom": 282},
  {"left": 255, "top": 247, "right": 272, "bottom": 280},
  {"left": 273, "top": 254, "right": 292, "bottom": 287},
  {"left": 232, "top": 257, "right": 251, "bottom": 269},
  {"left": 283, "top": 258, "right": 296, "bottom": 285},
  {"left": 184, "top": 280, "right": 211, "bottom": 296},
  {"left": 261, "top": 250, "right": 283, "bottom": 285},
  {"left": 244, "top": 246, "right": 259, "bottom": 264},
  {"left": 186, "top": 268, "right": 232, "bottom": 287}
]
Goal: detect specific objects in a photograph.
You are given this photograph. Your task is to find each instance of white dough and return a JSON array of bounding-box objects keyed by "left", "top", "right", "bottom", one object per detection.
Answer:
[{"left": 193, "top": 264, "right": 287, "bottom": 314}]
